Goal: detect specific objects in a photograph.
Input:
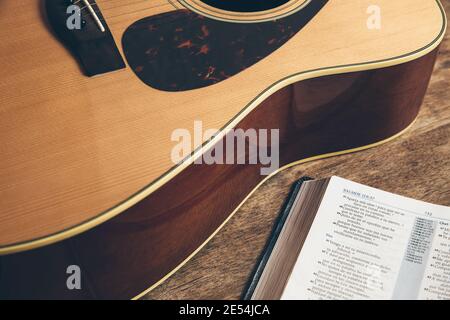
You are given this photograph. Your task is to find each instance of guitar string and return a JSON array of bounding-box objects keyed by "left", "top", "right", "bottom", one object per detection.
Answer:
[
  {"left": 73, "top": 0, "right": 303, "bottom": 29},
  {"left": 74, "top": 0, "right": 200, "bottom": 31},
  {"left": 99, "top": 0, "right": 178, "bottom": 11},
  {"left": 74, "top": 0, "right": 180, "bottom": 25},
  {"left": 93, "top": 0, "right": 300, "bottom": 14},
  {"left": 73, "top": 0, "right": 172, "bottom": 9},
  {"left": 71, "top": 0, "right": 301, "bottom": 22},
  {"left": 77, "top": 2, "right": 176, "bottom": 13},
  {"left": 75, "top": 0, "right": 179, "bottom": 15}
]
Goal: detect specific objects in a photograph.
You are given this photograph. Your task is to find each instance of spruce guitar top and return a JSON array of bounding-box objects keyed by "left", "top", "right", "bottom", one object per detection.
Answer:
[{"left": 0, "top": 0, "right": 446, "bottom": 299}]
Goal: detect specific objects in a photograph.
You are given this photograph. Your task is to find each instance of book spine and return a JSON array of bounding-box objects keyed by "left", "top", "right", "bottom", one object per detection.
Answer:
[{"left": 242, "top": 176, "right": 313, "bottom": 300}]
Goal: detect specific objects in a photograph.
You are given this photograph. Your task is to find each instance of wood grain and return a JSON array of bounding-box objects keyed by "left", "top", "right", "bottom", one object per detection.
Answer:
[
  {"left": 0, "top": 0, "right": 445, "bottom": 249},
  {"left": 145, "top": 1, "right": 450, "bottom": 300}
]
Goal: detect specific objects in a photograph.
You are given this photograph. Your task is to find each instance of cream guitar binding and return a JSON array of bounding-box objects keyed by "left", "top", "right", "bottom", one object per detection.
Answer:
[{"left": 0, "top": 0, "right": 446, "bottom": 299}]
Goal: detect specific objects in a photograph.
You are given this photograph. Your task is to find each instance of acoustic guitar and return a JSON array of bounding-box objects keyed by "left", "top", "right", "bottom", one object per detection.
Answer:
[{"left": 0, "top": 0, "right": 446, "bottom": 299}]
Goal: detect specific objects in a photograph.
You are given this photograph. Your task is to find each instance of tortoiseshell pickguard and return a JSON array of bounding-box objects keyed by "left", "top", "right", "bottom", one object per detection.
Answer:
[{"left": 122, "top": 0, "right": 328, "bottom": 92}]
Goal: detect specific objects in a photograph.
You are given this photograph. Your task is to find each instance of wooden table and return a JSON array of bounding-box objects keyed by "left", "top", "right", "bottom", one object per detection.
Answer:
[{"left": 145, "top": 3, "right": 450, "bottom": 300}]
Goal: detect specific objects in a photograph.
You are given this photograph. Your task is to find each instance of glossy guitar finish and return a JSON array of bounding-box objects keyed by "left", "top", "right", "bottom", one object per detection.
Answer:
[{"left": 0, "top": 0, "right": 446, "bottom": 299}]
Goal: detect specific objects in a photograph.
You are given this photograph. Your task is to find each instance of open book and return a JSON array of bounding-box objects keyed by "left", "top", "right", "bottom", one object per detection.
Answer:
[{"left": 244, "top": 177, "right": 450, "bottom": 300}]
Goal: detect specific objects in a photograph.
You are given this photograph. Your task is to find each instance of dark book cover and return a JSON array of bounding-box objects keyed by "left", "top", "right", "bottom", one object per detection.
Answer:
[{"left": 242, "top": 176, "right": 313, "bottom": 300}]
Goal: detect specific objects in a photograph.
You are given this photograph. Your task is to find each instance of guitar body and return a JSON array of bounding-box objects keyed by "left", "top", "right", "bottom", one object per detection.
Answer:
[{"left": 0, "top": 0, "right": 446, "bottom": 299}]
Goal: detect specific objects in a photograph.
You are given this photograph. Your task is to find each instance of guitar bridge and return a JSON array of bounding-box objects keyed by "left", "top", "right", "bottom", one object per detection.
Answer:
[{"left": 45, "top": 0, "right": 126, "bottom": 77}]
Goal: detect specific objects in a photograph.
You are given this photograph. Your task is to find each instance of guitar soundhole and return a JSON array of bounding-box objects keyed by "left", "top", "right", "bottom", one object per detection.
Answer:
[{"left": 198, "top": 0, "right": 290, "bottom": 12}]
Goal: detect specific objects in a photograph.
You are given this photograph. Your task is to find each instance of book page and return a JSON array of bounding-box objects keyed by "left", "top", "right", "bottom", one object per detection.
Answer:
[{"left": 281, "top": 176, "right": 450, "bottom": 300}]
